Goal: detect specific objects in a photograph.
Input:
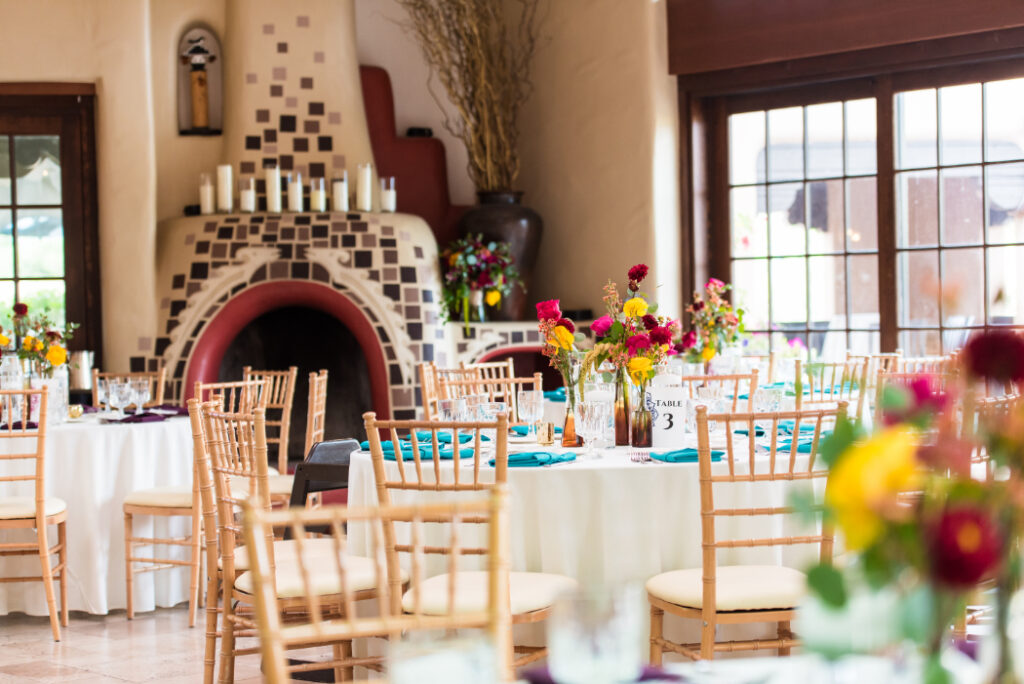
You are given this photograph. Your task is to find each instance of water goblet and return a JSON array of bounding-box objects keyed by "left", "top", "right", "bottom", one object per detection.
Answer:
[
  {"left": 437, "top": 398, "right": 468, "bottom": 422},
  {"left": 132, "top": 378, "right": 151, "bottom": 415},
  {"left": 478, "top": 402, "right": 506, "bottom": 446},
  {"left": 574, "top": 400, "right": 611, "bottom": 459},
  {"left": 584, "top": 383, "right": 615, "bottom": 447},
  {"left": 516, "top": 390, "right": 542, "bottom": 437},
  {"left": 107, "top": 381, "right": 127, "bottom": 418}
]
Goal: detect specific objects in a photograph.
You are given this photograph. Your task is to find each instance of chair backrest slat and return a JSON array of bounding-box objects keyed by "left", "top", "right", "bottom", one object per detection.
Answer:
[
  {"left": 92, "top": 368, "right": 167, "bottom": 408},
  {"left": 435, "top": 373, "right": 544, "bottom": 423},
  {"left": 303, "top": 369, "right": 329, "bottom": 457},
  {"left": 0, "top": 389, "right": 47, "bottom": 518},
  {"left": 194, "top": 378, "right": 270, "bottom": 414},
  {"left": 678, "top": 370, "right": 759, "bottom": 412}
]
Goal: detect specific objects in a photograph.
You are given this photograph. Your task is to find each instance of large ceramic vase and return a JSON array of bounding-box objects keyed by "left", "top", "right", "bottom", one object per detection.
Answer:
[{"left": 457, "top": 191, "right": 542, "bottom": 321}]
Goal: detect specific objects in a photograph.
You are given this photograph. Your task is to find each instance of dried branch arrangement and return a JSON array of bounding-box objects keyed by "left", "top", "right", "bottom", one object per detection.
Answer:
[{"left": 397, "top": 0, "right": 541, "bottom": 192}]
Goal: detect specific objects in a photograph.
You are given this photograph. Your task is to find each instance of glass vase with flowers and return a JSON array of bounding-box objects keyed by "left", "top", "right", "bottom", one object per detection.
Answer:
[
  {"left": 536, "top": 299, "right": 583, "bottom": 447},
  {"left": 676, "top": 278, "right": 745, "bottom": 373},
  {"left": 8, "top": 302, "right": 77, "bottom": 425},
  {"left": 441, "top": 234, "right": 522, "bottom": 334}
]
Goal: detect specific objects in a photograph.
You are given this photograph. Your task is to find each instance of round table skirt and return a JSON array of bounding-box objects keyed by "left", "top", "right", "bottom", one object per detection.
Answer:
[{"left": 0, "top": 415, "right": 194, "bottom": 616}]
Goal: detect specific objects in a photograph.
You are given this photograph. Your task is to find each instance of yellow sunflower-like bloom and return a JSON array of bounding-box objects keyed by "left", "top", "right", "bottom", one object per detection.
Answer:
[
  {"left": 622, "top": 297, "right": 649, "bottom": 318},
  {"left": 447, "top": 253, "right": 458, "bottom": 266},
  {"left": 485, "top": 290, "right": 501, "bottom": 307},
  {"left": 825, "top": 428, "right": 920, "bottom": 551},
  {"left": 701, "top": 345, "right": 716, "bottom": 362},
  {"left": 0, "top": 333, "right": 9, "bottom": 347},
  {"left": 628, "top": 356, "right": 652, "bottom": 385},
  {"left": 45, "top": 345, "right": 67, "bottom": 367},
  {"left": 549, "top": 325, "right": 574, "bottom": 351}
]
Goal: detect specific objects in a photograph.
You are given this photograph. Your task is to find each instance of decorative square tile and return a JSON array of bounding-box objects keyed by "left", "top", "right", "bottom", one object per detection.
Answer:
[
  {"left": 328, "top": 111, "right": 341, "bottom": 124},
  {"left": 277, "top": 42, "right": 287, "bottom": 53},
  {"left": 245, "top": 72, "right": 257, "bottom": 84},
  {"left": 332, "top": 155, "right": 346, "bottom": 168},
  {"left": 300, "top": 77, "right": 313, "bottom": 89},
  {"left": 304, "top": 120, "right": 319, "bottom": 133},
  {"left": 262, "top": 23, "right": 274, "bottom": 34},
  {"left": 297, "top": 15, "right": 310, "bottom": 27},
  {"left": 314, "top": 51, "right": 325, "bottom": 63},
  {"left": 272, "top": 66, "right": 287, "bottom": 81}
]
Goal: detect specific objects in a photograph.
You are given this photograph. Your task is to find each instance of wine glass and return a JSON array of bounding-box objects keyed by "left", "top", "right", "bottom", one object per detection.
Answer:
[
  {"left": 477, "top": 402, "right": 505, "bottom": 446},
  {"left": 753, "top": 386, "right": 783, "bottom": 434},
  {"left": 107, "top": 381, "right": 128, "bottom": 418},
  {"left": 574, "top": 401, "right": 611, "bottom": 459},
  {"left": 95, "top": 378, "right": 108, "bottom": 409},
  {"left": 437, "top": 398, "right": 468, "bottom": 422},
  {"left": 132, "top": 378, "right": 151, "bottom": 415},
  {"left": 516, "top": 390, "right": 542, "bottom": 436},
  {"left": 584, "top": 383, "right": 615, "bottom": 448}
]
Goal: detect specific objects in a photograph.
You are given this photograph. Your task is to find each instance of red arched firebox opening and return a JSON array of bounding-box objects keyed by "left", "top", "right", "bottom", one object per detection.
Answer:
[{"left": 184, "top": 281, "right": 391, "bottom": 418}]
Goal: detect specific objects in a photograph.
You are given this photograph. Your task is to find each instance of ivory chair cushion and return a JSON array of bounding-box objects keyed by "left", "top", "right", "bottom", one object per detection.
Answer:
[
  {"left": 230, "top": 474, "right": 294, "bottom": 498},
  {"left": 234, "top": 552, "right": 404, "bottom": 598},
  {"left": 222, "top": 537, "right": 340, "bottom": 571},
  {"left": 401, "top": 571, "right": 578, "bottom": 616},
  {"left": 0, "top": 496, "right": 67, "bottom": 519},
  {"left": 646, "top": 565, "right": 806, "bottom": 612},
  {"left": 124, "top": 485, "right": 193, "bottom": 509}
]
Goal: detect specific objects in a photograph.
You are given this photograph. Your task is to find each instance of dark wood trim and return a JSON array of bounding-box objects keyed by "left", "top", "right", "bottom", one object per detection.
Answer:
[
  {"left": 0, "top": 83, "right": 95, "bottom": 96},
  {"left": 723, "top": 79, "right": 877, "bottom": 116},
  {"left": 677, "top": 87, "right": 694, "bottom": 311},
  {"left": 708, "top": 98, "right": 731, "bottom": 285},
  {"left": 875, "top": 77, "right": 898, "bottom": 353}
]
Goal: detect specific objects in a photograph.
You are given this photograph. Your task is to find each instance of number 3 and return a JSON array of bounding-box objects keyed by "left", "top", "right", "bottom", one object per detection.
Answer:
[{"left": 662, "top": 412, "right": 674, "bottom": 430}]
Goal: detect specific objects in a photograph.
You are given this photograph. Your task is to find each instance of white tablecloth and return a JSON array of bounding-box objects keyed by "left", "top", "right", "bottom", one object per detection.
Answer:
[{"left": 0, "top": 414, "right": 194, "bottom": 616}]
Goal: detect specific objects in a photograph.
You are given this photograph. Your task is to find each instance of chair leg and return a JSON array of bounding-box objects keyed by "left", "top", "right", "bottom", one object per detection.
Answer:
[
  {"left": 777, "top": 621, "right": 791, "bottom": 656},
  {"left": 124, "top": 510, "right": 134, "bottom": 620},
  {"left": 37, "top": 520, "right": 61, "bottom": 641},
  {"left": 649, "top": 605, "right": 664, "bottom": 666},
  {"left": 203, "top": 573, "right": 220, "bottom": 684},
  {"left": 188, "top": 512, "right": 201, "bottom": 628},
  {"left": 700, "top": 613, "right": 715, "bottom": 660},
  {"left": 217, "top": 586, "right": 236, "bottom": 684},
  {"left": 58, "top": 521, "right": 68, "bottom": 627},
  {"left": 340, "top": 639, "right": 354, "bottom": 681}
]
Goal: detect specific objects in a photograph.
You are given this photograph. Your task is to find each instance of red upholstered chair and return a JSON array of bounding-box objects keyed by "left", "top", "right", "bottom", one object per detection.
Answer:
[{"left": 359, "top": 65, "right": 469, "bottom": 246}]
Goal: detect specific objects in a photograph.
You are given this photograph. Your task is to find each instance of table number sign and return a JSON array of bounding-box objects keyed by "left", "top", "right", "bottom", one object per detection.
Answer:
[{"left": 650, "top": 386, "right": 689, "bottom": 449}]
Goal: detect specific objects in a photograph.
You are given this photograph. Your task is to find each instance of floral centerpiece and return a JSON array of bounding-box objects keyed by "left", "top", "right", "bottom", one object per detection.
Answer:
[
  {"left": 10, "top": 303, "right": 74, "bottom": 377},
  {"left": 677, "top": 278, "right": 745, "bottom": 367},
  {"left": 797, "top": 329, "right": 1024, "bottom": 683},
  {"left": 536, "top": 299, "right": 583, "bottom": 447},
  {"left": 584, "top": 264, "right": 678, "bottom": 447},
  {"left": 441, "top": 234, "right": 522, "bottom": 333}
]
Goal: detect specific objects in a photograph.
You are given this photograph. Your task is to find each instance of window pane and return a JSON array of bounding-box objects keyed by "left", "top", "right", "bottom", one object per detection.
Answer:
[
  {"left": 733, "top": 258, "right": 769, "bottom": 330},
  {"left": 805, "top": 180, "right": 845, "bottom": 255},
  {"left": 984, "top": 78, "right": 1024, "bottom": 162},
  {"left": 988, "top": 245, "right": 1024, "bottom": 325},
  {"left": 810, "top": 329, "right": 846, "bottom": 362},
  {"left": 767, "top": 107, "right": 803, "bottom": 182},
  {"left": 19, "top": 279, "right": 65, "bottom": 324},
  {"left": 0, "top": 210, "right": 11, "bottom": 278},
  {"left": 939, "top": 83, "right": 982, "bottom": 166},
  {"left": 768, "top": 183, "right": 804, "bottom": 256},
  {"left": 729, "top": 111, "right": 765, "bottom": 186},
  {"left": 940, "top": 167, "right": 983, "bottom": 246},
  {"left": 845, "top": 99, "right": 876, "bottom": 176},
  {"left": 13, "top": 136, "right": 61, "bottom": 206},
  {"left": 730, "top": 186, "right": 766, "bottom": 257},
  {"left": 985, "top": 162, "right": 1024, "bottom": 244},
  {"left": 899, "top": 329, "right": 941, "bottom": 357},
  {"left": 845, "top": 177, "right": 877, "bottom": 251},
  {"left": 847, "top": 254, "right": 879, "bottom": 327},
  {"left": 806, "top": 102, "right": 843, "bottom": 179},
  {"left": 0, "top": 280, "right": 12, "bottom": 311},
  {"left": 898, "top": 250, "right": 940, "bottom": 327},
  {"left": 896, "top": 170, "right": 938, "bottom": 247},
  {"left": 808, "top": 255, "right": 845, "bottom": 329},
  {"left": 770, "top": 256, "right": 807, "bottom": 327},
  {"left": 848, "top": 330, "right": 881, "bottom": 356},
  {"left": 941, "top": 248, "right": 983, "bottom": 327},
  {"left": 0, "top": 138, "right": 9, "bottom": 205},
  {"left": 16, "top": 209, "right": 63, "bottom": 277},
  {"left": 896, "top": 89, "right": 937, "bottom": 170}
]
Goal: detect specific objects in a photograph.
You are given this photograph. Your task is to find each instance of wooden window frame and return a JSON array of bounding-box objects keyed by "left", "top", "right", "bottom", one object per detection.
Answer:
[
  {"left": 679, "top": 29, "right": 1024, "bottom": 352},
  {"left": 0, "top": 86, "right": 101, "bottom": 363}
]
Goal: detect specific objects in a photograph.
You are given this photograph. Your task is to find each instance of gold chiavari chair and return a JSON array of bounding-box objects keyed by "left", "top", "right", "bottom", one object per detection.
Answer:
[
  {"left": 846, "top": 351, "right": 901, "bottom": 391},
  {"left": 242, "top": 366, "right": 298, "bottom": 473},
  {"left": 363, "top": 411, "right": 576, "bottom": 670},
  {"left": 436, "top": 373, "right": 544, "bottom": 424},
  {"left": 304, "top": 369, "right": 329, "bottom": 456},
  {"left": 463, "top": 358, "right": 516, "bottom": 382},
  {"left": 679, "top": 370, "right": 759, "bottom": 412},
  {"left": 434, "top": 366, "right": 485, "bottom": 397},
  {"left": 418, "top": 362, "right": 440, "bottom": 420},
  {"left": 189, "top": 400, "right": 372, "bottom": 684},
  {"left": 897, "top": 354, "right": 956, "bottom": 375},
  {"left": 647, "top": 402, "right": 846, "bottom": 662},
  {"left": 0, "top": 389, "right": 67, "bottom": 641},
  {"left": 242, "top": 488, "right": 514, "bottom": 684},
  {"left": 799, "top": 359, "right": 868, "bottom": 418},
  {"left": 194, "top": 378, "right": 269, "bottom": 414},
  {"left": 743, "top": 353, "right": 776, "bottom": 384},
  {"left": 873, "top": 370, "right": 961, "bottom": 426},
  {"left": 93, "top": 367, "right": 167, "bottom": 409}
]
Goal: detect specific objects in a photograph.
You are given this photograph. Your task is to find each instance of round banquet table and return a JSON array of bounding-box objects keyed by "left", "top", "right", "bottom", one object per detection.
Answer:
[{"left": 0, "top": 413, "right": 194, "bottom": 616}]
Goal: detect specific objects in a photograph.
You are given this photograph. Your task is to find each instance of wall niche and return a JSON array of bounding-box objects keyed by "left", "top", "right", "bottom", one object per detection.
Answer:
[{"left": 177, "top": 26, "right": 223, "bottom": 135}]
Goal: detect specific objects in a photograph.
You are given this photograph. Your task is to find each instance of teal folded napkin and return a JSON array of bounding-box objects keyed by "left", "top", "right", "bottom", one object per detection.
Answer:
[
  {"left": 543, "top": 387, "right": 567, "bottom": 402},
  {"left": 401, "top": 431, "right": 490, "bottom": 444},
  {"left": 360, "top": 439, "right": 404, "bottom": 452},
  {"left": 384, "top": 446, "right": 475, "bottom": 461},
  {"left": 778, "top": 420, "right": 817, "bottom": 435},
  {"left": 511, "top": 425, "right": 563, "bottom": 437},
  {"left": 490, "top": 451, "right": 576, "bottom": 467},
  {"left": 734, "top": 426, "right": 766, "bottom": 437},
  {"left": 649, "top": 449, "right": 724, "bottom": 463},
  {"left": 777, "top": 438, "right": 815, "bottom": 454}
]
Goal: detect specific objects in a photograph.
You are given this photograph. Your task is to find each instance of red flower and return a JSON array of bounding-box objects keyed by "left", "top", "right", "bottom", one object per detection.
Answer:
[
  {"left": 681, "top": 330, "right": 697, "bottom": 349},
  {"left": 692, "top": 300, "right": 705, "bottom": 312},
  {"left": 556, "top": 317, "right": 575, "bottom": 334},
  {"left": 928, "top": 505, "right": 1002, "bottom": 588},
  {"left": 963, "top": 330, "right": 1024, "bottom": 383},
  {"left": 626, "top": 334, "right": 651, "bottom": 355},
  {"left": 649, "top": 326, "right": 672, "bottom": 346},
  {"left": 12, "top": 303, "right": 27, "bottom": 316},
  {"left": 45, "top": 330, "right": 62, "bottom": 341},
  {"left": 627, "top": 264, "right": 649, "bottom": 284},
  {"left": 642, "top": 314, "right": 658, "bottom": 331},
  {"left": 535, "top": 299, "right": 561, "bottom": 322}
]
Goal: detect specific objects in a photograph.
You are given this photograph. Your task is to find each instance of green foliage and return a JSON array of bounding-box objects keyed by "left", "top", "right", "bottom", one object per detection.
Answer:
[
  {"left": 818, "top": 413, "right": 865, "bottom": 468},
  {"left": 807, "top": 564, "right": 847, "bottom": 608}
]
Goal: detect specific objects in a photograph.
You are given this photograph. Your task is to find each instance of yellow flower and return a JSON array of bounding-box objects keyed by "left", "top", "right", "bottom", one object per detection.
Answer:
[
  {"left": 22, "top": 336, "right": 36, "bottom": 351},
  {"left": 549, "top": 325, "right": 574, "bottom": 351},
  {"left": 825, "top": 428, "right": 920, "bottom": 551},
  {"left": 485, "top": 290, "right": 501, "bottom": 307},
  {"left": 622, "top": 297, "right": 649, "bottom": 318},
  {"left": 45, "top": 345, "right": 66, "bottom": 367},
  {"left": 35, "top": 340, "right": 43, "bottom": 352},
  {"left": 447, "top": 253, "right": 458, "bottom": 266},
  {"left": 628, "top": 356, "right": 652, "bottom": 385},
  {"left": 701, "top": 345, "right": 716, "bottom": 362},
  {"left": 0, "top": 333, "right": 9, "bottom": 346}
]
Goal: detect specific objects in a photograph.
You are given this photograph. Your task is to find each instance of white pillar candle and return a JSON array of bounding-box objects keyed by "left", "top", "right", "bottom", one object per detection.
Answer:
[
  {"left": 380, "top": 176, "right": 397, "bottom": 212},
  {"left": 356, "top": 163, "right": 373, "bottom": 212},
  {"left": 310, "top": 177, "right": 326, "bottom": 212},
  {"left": 239, "top": 177, "right": 256, "bottom": 213},
  {"left": 332, "top": 172, "right": 349, "bottom": 212},
  {"left": 216, "top": 164, "right": 233, "bottom": 213},
  {"left": 199, "top": 172, "right": 215, "bottom": 215},
  {"left": 288, "top": 171, "right": 303, "bottom": 212},
  {"left": 265, "top": 166, "right": 281, "bottom": 213}
]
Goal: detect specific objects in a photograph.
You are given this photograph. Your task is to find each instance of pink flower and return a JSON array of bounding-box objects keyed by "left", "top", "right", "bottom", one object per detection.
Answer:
[
  {"left": 556, "top": 317, "right": 576, "bottom": 334},
  {"left": 706, "top": 278, "right": 725, "bottom": 289},
  {"left": 649, "top": 326, "right": 672, "bottom": 346},
  {"left": 590, "top": 315, "right": 613, "bottom": 338},
  {"left": 536, "top": 299, "right": 561, "bottom": 322},
  {"left": 626, "top": 334, "right": 651, "bottom": 355},
  {"left": 681, "top": 330, "right": 697, "bottom": 349}
]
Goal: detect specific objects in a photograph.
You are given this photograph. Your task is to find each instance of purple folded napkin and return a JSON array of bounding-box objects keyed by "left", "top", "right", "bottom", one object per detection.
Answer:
[
  {"left": 0, "top": 421, "right": 38, "bottom": 430},
  {"left": 81, "top": 405, "right": 101, "bottom": 414},
  {"left": 522, "top": 666, "right": 683, "bottom": 683},
  {"left": 151, "top": 403, "right": 188, "bottom": 416},
  {"left": 109, "top": 412, "right": 166, "bottom": 424}
]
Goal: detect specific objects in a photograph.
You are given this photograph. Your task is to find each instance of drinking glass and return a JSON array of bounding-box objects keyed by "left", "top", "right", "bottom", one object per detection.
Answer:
[
  {"left": 132, "top": 378, "right": 151, "bottom": 415},
  {"left": 478, "top": 402, "right": 506, "bottom": 446},
  {"left": 95, "top": 378, "right": 108, "bottom": 408},
  {"left": 516, "top": 390, "right": 542, "bottom": 436},
  {"left": 753, "top": 387, "right": 783, "bottom": 433},
  {"left": 107, "top": 381, "right": 128, "bottom": 418},
  {"left": 464, "top": 393, "right": 486, "bottom": 420},
  {"left": 574, "top": 401, "right": 611, "bottom": 459},
  {"left": 547, "top": 585, "right": 645, "bottom": 684},
  {"left": 584, "top": 382, "right": 615, "bottom": 447},
  {"left": 437, "top": 398, "right": 468, "bottom": 422},
  {"left": 651, "top": 363, "right": 681, "bottom": 388}
]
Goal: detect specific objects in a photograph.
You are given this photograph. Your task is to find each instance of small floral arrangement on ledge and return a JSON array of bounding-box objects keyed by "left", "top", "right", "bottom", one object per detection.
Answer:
[
  {"left": 441, "top": 234, "right": 521, "bottom": 333},
  {"left": 676, "top": 277, "right": 744, "bottom": 364},
  {"left": 5, "top": 302, "right": 76, "bottom": 376}
]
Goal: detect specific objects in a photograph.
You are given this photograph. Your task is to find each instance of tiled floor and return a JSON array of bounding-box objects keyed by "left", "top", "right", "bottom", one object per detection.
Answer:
[{"left": 0, "top": 606, "right": 266, "bottom": 683}]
